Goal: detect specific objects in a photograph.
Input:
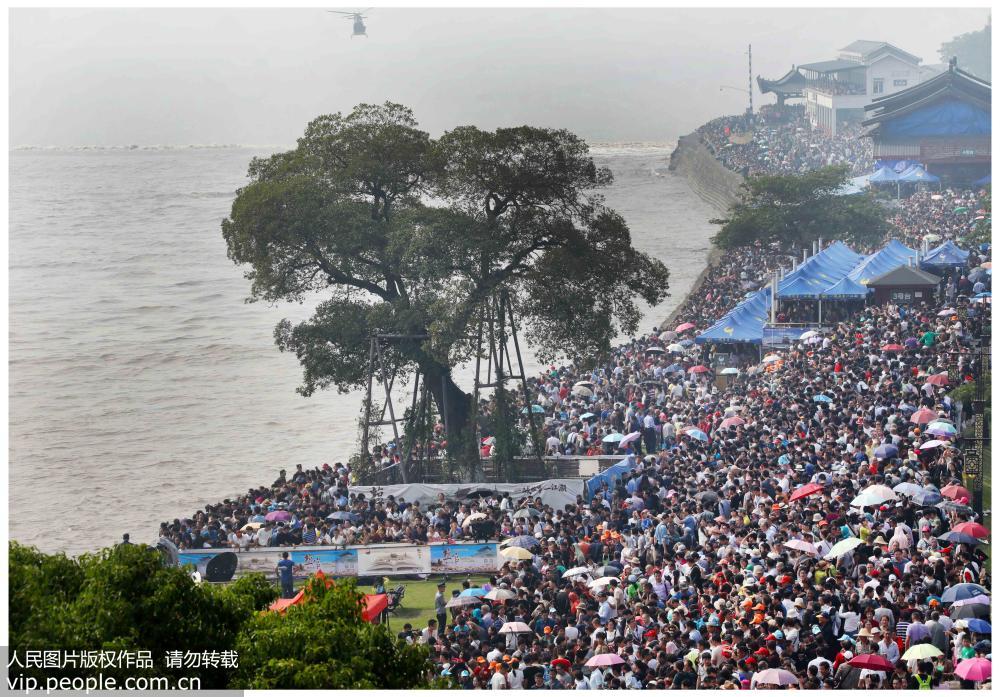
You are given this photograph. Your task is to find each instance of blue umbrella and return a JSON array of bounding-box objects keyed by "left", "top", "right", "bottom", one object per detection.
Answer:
[
  {"left": 327, "top": 511, "right": 354, "bottom": 521},
  {"left": 975, "top": 291, "right": 992, "bottom": 299},
  {"left": 580, "top": 412, "right": 596, "bottom": 420},
  {"left": 939, "top": 531, "right": 983, "bottom": 546},
  {"left": 664, "top": 364, "right": 685, "bottom": 374},
  {"left": 813, "top": 394, "right": 833, "bottom": 403},
  {"left": 602, "top": 433, "right": 624, "bottom": 443},
  {"left": 503, "top": 535, "right": 540, "bottom": 550},
  {"left": 678, "top": 339, "right": 695, "bottom": 347},
  {"left": 942, "top": 583, "right": 991, "bottom": 603},
  {"left": 873, "top": 443, "right": 898, "bottom": 459},
  {"left": 684, "top": 428, "right": 709, "bottom": 442},
  {"left": 460, "top": 587, "right": 487, "bottom": 598},
  {"left": 966, "top": 619, "right": 992, "bottom": 634},
  {"left": 912, "top": 490, "right": 943, "bottom": 506},
  {"left": 521, "top": 405, "right": 546, "bottom": 414}
]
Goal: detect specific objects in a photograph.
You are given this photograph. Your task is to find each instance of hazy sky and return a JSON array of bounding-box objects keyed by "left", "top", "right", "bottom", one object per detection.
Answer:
[{"left": 10, "top": 7, "right": 990, "bottom": 146}]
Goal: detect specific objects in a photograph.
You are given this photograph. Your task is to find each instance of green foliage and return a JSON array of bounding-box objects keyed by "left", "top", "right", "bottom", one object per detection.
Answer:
[
  {"left": 223, "top": 102, "right": 669, "bottom": 463},
  {"left": 939, "top": 21, "right": 991, "bottom": 81},
  {"left": 229, "top": 575, "right": 434, "bottom": 689},
  {"left": 963, "top": 191, "right": 991, "bottom": 247},
  {"left": 711, "top": 165, "right": 890, "bottom": 250}
]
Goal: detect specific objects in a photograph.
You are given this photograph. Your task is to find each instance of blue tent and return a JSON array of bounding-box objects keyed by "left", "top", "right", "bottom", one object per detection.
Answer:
[
  {"left": 848, "top": 239, "right": 919, "bottom": 284},
  {"left": 973, "top": 174, "right": 991, "bottom": 187},
  {"left": 695, "top": 287, "right": 771, "bottom": 345},
  {"left": 586, "top": 456, "right": 636, "bottom": 499},
  {"left": 868, "top": 166, "right": 901, "bottom": 183},
  {"left": 897, "top": 165, "right": 941, "bottom": 184},
  {"left": 777, "top": 241, "right": 863, "bottom": 299},
  {"left": 921, "top": 240, "right": 970, "bottom": 269},
  {"left": 820, "top": 276, "right": 869, "bottom": 299}
]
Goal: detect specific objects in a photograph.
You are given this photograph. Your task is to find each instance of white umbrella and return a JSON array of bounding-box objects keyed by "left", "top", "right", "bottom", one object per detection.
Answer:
[
  {"left": 500, "top": 546, "right": 534, "bottom": 560},
  {"left": 588, "top": 576, "right": 618, "bottom": 590},
  {"left": 658, "top": 330, "right": 678, "bottom": 341},
  {"left": 572, "top": 384, "right": 594, "bottom": 397},
  {"left": 619, "top": 432, "right": 642, "bottom": 447},
  {"left": 446, "top": 595, "right": 483, "bottom": 608},
  {"left": 825, "top": 537, "right": 864, "bottom": 559},
  {"left": 762, "top": 354, "right": 781, "bottom": 364},
  {"left": 862, "top": 484, "right": 897, "bottom": 502},
  {"left": 498, "top": 621, "right": 533, "bottom": 634},
  {"left": 667, "top": 343, "right": 685, "bottom": 352},
  {"left": 799, "top": 330, "right": 820, "bottom": 340},
  {"left": 462, "top": 512, "right": 488, "bottom": 528},
  {"left": 562, "top": 566, "right": 591, "bottom": 579},
  {"left": 784, "top": 539, "right": 818, "bottom": 555},
  {"left": 485, "top": 588, "right": 517, "bottom": 601}
]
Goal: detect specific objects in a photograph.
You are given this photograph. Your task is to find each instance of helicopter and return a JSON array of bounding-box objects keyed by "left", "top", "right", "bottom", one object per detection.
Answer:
[{"left": 328, "top": 9, "right": 370, "bottom": 38}]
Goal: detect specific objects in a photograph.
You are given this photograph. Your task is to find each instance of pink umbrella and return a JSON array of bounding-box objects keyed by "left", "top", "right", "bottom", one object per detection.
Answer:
[
  {"left": 919, "top": 440, "right": 950, "bottom": 450},
  {"left": 847, "top": 654, "right": 894, "bottom": 671},
  {"left": 925, "top": 373, "right": 949, "bottom": 387},
  {"left": 955, "top": 657, "right": 992, "bottom": 682},
  {"left": 675, "top": 322, "right": 696, "bottom": 333},
  {"left": 881, "top": 343, "right": 906, "bottom": 352},
  {"left": 688, "top": 365, "right": 710, "bottom": 374},
  {"left": 265, "top": 510, "right": 292, "bottom": 522},
  {"left": 783, "top": 539, "right": 818, "bottom": 555},
  {"left": 910, "top": 408, "right": 939, "bottom": 424},
  {"left": 953, "top": 595, "right": 991, "bottom": 607},
  {"left": 942, "top": 484, "right": 972, "bottom": 501},
  {"left": 720, "top": 416, "right": 746, "bottom": 429},
  {"left": 952, "top": 522, "right": 990, "bottom": 539},
  {"left": 754, "top": 668, "right": 799, "bottom": 686},
  {"left": 619, "top": 432, "right": 642, "bottom": 447},
  {"left": 789, "top": 482, "right": 824, "bottom": 502},
  {"left": 586, "top": 653, "right": 625, "bottom": 668}
]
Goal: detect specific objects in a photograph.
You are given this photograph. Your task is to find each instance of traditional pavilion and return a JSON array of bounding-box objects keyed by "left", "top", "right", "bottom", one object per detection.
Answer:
[
  {"left": 862, "top": 59, "right": 991, "bottom": 183},
  {"left": 757, "top": 67, "right": 811, "bottom": 106}
]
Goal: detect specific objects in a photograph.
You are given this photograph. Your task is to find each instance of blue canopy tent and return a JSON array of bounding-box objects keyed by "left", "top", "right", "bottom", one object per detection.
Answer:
[
  {"left": 777, "top": 241, "right": 863, "bottom": 299},
  {"left": 819, "top": 276, "right": 869, "bottom": 299},
  {"left": 695, "top": 287, "right": 772, "bottom": 345},
  {"left": 973, "top": 174, "right": 991, "bottom": 187},
  {"left": 835, "top": 174, "right": 871, "bottom": 196},
  {"left": 868, "top": 166, "right": 901, "bottom": 183},
  {"left": 586, "top": 456, "right": 636, "bottom": 499},
  {"left": 921, "top": 240, "right": 970, "bottom": 271},
  {"left": 847, "top": 239, "right": 919, "bottom": 285},
  {"left": 897, "top": 164, "right": 941, "bottom": 186}
]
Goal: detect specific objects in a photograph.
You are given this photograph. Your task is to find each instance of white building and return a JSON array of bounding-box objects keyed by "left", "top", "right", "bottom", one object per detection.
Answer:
[{"left": 767, "top": 41, "right": 928, "bottom": 136}]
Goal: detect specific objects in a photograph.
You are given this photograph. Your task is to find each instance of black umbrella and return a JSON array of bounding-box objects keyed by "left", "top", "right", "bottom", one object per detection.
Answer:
[
  {"left": 950, "top": 603, "right": 991, "bottom": 619},
  {"left": 594, "top": 565, "right": 622, "bottom": 578}
]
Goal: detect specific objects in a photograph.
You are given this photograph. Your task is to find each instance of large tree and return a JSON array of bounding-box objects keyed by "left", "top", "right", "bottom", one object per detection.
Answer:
[
  {"left": 939, "top": 20, "right": 991, "bottom": 81},
  {"left": 711, "top": 165, "right": 889, "bottom": 250},
  {"left": 222, "top": 103, "right": 669, "bottom": 469}
]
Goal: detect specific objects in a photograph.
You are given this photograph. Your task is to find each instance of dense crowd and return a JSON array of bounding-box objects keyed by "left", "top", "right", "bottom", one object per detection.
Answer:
[
  {"left": 889, "top": 189, "right": 990, "bottom": 250},
  {"left": 698, "top": 107, "right": 874, "bottom": 178}
]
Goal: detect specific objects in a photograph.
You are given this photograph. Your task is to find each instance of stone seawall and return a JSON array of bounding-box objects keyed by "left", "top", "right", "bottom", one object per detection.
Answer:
[{"left": 660, "top": 133, "right": 744, "bottom": 329}]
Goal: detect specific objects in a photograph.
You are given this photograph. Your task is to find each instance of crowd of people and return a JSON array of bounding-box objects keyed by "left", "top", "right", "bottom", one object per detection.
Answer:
[
  {"left": 889, "top": 189, "right": 990, "bottom": 250},
  {"left": 698, "top": 106, "right": 875, "bottom": 178}
]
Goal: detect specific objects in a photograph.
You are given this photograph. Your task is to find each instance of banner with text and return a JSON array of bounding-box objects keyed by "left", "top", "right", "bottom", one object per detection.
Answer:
[{"left": 349, "top": 478, "right": 584, "bottom": 510}]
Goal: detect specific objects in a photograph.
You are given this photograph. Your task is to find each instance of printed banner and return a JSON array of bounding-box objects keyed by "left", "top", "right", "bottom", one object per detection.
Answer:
[
  {"left": 292, "top": 548, "right": 359, "bottom": 576},
  {"left": 349, "top": 478, "right": 584, "bottom": 510},
  {"left": 357, "top": 545, "right": 431, "bottom": 576},
  {"left": 430, "top": 543, "right": 499, "bottom": 574}
]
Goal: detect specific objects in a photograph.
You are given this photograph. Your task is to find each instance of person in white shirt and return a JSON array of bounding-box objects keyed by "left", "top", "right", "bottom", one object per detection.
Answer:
[
  {"left": 490, "top": 664, "right": 510, "bottom": 690},
  {"left": 587, "top": 667, "right": 605, "bottom": 690}
]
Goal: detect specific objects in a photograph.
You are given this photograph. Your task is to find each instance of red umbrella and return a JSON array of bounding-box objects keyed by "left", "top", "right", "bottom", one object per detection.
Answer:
[
  {"left": 925, "top": 373, "right": 949, "bottom": 387},
  {"left": 881, "top": 343, "right": 906, "bottom": 352},
  {"left": 847, "top": 654, "right": 894, "bottom": 671},
  {"left": 675, "top": 322, "right": 696, "bottom": 332},
  {"left": 688, "top": 365, "right": 710, "bottom": 374},
  {"left": 790, "top": 482, "right": 824, "bottom": 502},
  {"left": 941, "top": 484, "right": 972, "bottom": 501},
  {"left": 952, "top": 522, "right": 990, "bottom": 538},
  {"left": 550, "top": 657, "right": 572, "bottom": 670},
  {"left": 720, "top": 416, "right": 746, "bottom": 429},
  {"left": 910, "top": 408, "right": 939, "bottom": 424}
]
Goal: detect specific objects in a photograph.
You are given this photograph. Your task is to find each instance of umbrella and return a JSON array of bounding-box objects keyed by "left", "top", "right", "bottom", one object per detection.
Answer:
[
  {"left": 951, "top": 603, "right": 991, "bottom": 619},
  {"left": 873, "top": 443, "right": 898, "bottom": 459},
  {"left": 790, "top": 482, "right": 824, "bottom": 502},
  {"left": 658, "top": 330, "right": 678, "bottom": 341},
  {"left": 938, "top": 500, "right": 975, "bottom": 515},
  {"left": 825, "top": 537, "right": 863, "bottom": 559},
  {"left": 919, "top": 440, "right": 951, "bottom": 450},
  {"left": 562, "top": 566, "right": 590, "bottom": 579},
  {"left": 241, "top": 522, "right": 263, "bottom": 531},
  {"left": 881, "top": 344, "right": 906, "bottom": 352},
  {"left": 812, "top": 394, "right": 833, "bottom": 403},
  {"left": 501, "top": 535, "right": 540, "bottom": 549},
  {"left": 942, "top": 583, "right": 990, "bottom": 604},
  {"left": 460, "top": 587, "right": 487, "bottom": 597},
  {"left": 938, "top": 531, "right": 982, "bottom": 546},
  {"left": 688, "top": 365, "right": 710, "bottom": 374},
  {"left": 602, "top": 432, "right": 624, "bottom": 443},
  {"left": 684, "top": 428, "right": 709, "bottom": 442},
  {"left": 572, "top": 385, "right": 594, "bottom": 397},
  {"left": 761, "top": 354, "right": 782, "bottom": 364},
  {"left": 512, "top": 508, "right": 541, "bottom": 519},
  {"left": 955, "top": 658, "right": 992, "bottom": 682},
  {"left": 327, "top": 511, "right": 355, "bottom": 521},
  {"left": 580, "top": 412, "right": 596, "bottom": 420},
  {"left": 942, "top": 483, "right": 972, "bottom": 501},
  {"left": 588, "top": 577, "right": 618, "bottom": 590},
  {"left": 904, "top": 337, "right": 920, "bottom": 349},
  {"left": 901, "top": 644, "right": 942, "bottom": 660},
  {"left": 666, "top": 343, "right": 686, "bottom": 353},
  {"left": 854, "top": 484, "right": 897, "bottom": 506},
  {"left": 953, "top": 595, "right": 991, "bottom": 608},
  {"left": 754, "top": 668, "right": 798, "bottom": 686},
  {"left": 799, "top": 330, "right": 820, "bottom": 340},
  {"left": 265, "top": 510, "right": 292, "bottom": 522},
  {"left": 720, "top": 416, "right": 746, "bottom": 429},
  {"left": 484, "top": 588, "right": 516, "bottom": 602},
  {"left": 462, "top": 512, "right": 488, "bottom": 527},
  {"left": 925, "top": 373, "right": 950, "bottom": 387},
  {"left": 664, "top": 363, "right": 684, "bottom": 374},
  {"left": 619, "top": 432, "right": 642, "bottom": 447},
  {"left": 783, "top": 539, "right": 818, "bottom": 555},
  {"left": 695, "top": 490, "right": 720, "bottom": 504},
  {"left": 912, "top": 489, "right": 943, "bottom": 506},
  {"left": 499, "top": 546, "right": 534, "bottom": 560},
  {"left": 966, "top": 619, "right": 991, "bottom": 634},
  {"left": 847, "top": 654, "right": 894, "bottom": 671},
  {"left": 585, "top": 653, "right": 625, "bottom": 668},
  {"left": 593, "top": 564, "right": 622, "bottom": 577},
  {"left": 720, "top": 367, "right": 739, "bottom": 375},
  {"left": 521, "top": 405, "right": 546, "bottom": 414},
  {"left": 893, "top": 482, "right": 923, "bottom": 497},
  {"left": 446, "top": 595, "right": 482, "bottom": 608},
  {"left": 675, "top": 322, "right": 696, "bottom": 333},
  {"left": 645, "top": 346, "right": 665, "bottom": 354},
  {"left": 910, "top": 408, "right": 939, "bottom": 424},
  {"left": 952, "top": 522, "right": 990, "bottom": 538},
  {"left": 925, "top": 421, "right": 958, "bottom": 437},
  {"left": 498, "top": 621, "right": 533, "bottom": 634}
]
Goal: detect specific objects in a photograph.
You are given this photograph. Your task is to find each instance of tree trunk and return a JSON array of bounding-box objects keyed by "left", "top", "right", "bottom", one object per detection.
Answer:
[{"left": 420, "top": 359, "right": 478, "bottom": 477}]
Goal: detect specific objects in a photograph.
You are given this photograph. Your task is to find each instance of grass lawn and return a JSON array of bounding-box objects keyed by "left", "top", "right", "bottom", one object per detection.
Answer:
[{"left": 367, "top": 575, "right": 493, "bottom": 635}]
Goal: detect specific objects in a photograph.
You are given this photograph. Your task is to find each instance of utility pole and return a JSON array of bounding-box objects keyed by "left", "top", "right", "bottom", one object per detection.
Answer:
[{"left": 748, "top": 43, "right": 754, "bottom": 117}]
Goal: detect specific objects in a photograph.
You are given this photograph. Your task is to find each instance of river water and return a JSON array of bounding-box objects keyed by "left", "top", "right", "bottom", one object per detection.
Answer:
[{"left": 10, "top": 143, "right": 719, "bottom": 555}]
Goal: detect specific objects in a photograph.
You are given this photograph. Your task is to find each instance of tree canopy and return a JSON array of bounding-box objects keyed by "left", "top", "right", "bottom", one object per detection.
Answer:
[
  {"left": 710, "top": 165, "right": 889, "bottom": 250},
  {"left": 222, "top": 102, "right": 669, "bottom": 469},
  {"left": 939, "top": 21, "right": 991, "bottom": 81}
]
